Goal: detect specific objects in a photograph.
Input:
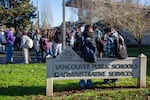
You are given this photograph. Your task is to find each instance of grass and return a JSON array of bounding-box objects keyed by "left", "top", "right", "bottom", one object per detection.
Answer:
[{"left": 0, "top": 46, "right": 150, "bottom": 100}]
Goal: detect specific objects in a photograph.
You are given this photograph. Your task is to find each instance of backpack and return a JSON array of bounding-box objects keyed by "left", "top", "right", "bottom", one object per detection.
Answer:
[
  {"left": 40, "top": 38, "right": 50, "bottom": 51},
  {"left": 114, "top": 35, "right": 128, "bottom": 59},
  {"left": 81, "top": 38, "right": 97, "bottom": 63},
  {"left": 24, "top": 38, "right": 33, "bottom": 48}
]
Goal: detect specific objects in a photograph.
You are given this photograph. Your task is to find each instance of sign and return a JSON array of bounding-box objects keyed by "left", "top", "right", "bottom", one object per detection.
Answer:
[
  {"left": 46, "top": 46, "right": 147, "bottom": 96},
  {"left": 53, "top": 59, "right": 139, "bottom": 79}
]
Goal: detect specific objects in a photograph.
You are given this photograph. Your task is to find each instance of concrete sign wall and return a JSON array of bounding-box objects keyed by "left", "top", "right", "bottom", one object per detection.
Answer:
[{"left": 46, "top": 46, "right": 147, "bottom": 96}]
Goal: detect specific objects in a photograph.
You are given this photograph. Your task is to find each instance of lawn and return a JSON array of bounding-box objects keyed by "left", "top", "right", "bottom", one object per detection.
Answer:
[{"left": 0, "top": 46, "right": 150, "bottom": 100}]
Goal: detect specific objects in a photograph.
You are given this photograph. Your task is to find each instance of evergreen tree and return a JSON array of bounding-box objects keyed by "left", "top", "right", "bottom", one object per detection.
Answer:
[{"left": 0, "top": 0, "right": 36, "bottom": 29}]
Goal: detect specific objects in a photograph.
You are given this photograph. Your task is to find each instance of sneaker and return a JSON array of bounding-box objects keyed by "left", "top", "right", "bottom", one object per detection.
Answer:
[
  {"left": 53, "top": 56, "right": 56, "bottom": 58},
  {"left": 46, "top": 54, "right": 51, "bottom": 58},
  {"left": 111, "top": 79, "right": 118, "bottom": 84},
  {"left": 5, "top": 61, "right": 13, "bottom": 64},
  {"left": 104, "top": 79, "right": 111, "bottom": 84},
  {"left": 86, "top": 79, "right": 92, "bottom": 88},
  {"left": 79, "top": 80, "right": 86, "bottom": 88}
]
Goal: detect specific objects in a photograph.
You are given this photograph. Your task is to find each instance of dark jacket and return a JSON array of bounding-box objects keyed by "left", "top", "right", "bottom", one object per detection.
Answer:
[
  {"left": 82, "top": 31, "right": 96, "bottom": 45},
  {"left": 54, "top": 32, "right": 63, "bottom": 43}
]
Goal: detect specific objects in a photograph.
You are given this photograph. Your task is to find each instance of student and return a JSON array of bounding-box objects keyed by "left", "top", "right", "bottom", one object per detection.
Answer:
[
  {"left": 5, "top": 27, "right": 15, "bottom": 64},
  {"left": 47, "top": 29, "right": 54, "bottom": 57},
  {"left": 79, "top": 24, "right": 97, "bottom": 88},
  {"left": 53, "top": 27, "right": 63, "bottom": 58},
  {"left": 21, "top": 29, "right": 33, "bottom": 64},
  {"left": 0, "top": 28, "right": 6, "bottom": 54},
  {"left": 33, "top": 29, "right": 41, "bottom": 62},
  {"left": 39, "top": 30, "right": 50, "bottom": 62},
  {"left": 93, "top": 25, "right": 104, "bottom": 58},
  {"left": 103, "top": 26, "right": 118, "bottom": 84}
]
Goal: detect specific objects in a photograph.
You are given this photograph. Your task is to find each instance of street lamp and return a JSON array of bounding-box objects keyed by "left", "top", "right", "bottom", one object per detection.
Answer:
[{"left": 62, "top": 0, "right": 66, "bottom": 49}]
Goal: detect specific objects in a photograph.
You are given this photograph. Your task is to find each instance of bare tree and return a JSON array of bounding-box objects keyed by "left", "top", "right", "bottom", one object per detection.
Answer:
[
  {"left": 41, "top": 0, "right": 53, "bottom": 29},
  {"left": 69, "top": 0, "right": 150, "bottom": 52},
  {"left": 33, "top": 20, "right": 39, "bottom": 29},
  {"left": 113, "top": 0, "right": 150, "bottom": 52}
]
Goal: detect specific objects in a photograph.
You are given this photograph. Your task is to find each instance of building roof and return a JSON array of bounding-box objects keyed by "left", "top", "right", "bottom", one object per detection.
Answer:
[
  {"left": 66, "top": 0, "right": 92, "bottom": 8},
  {"left": 65, "top": 0, "right": 108, "bottom": 8}
]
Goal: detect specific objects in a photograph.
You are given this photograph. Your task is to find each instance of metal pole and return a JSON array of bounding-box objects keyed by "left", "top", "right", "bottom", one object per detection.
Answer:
[
  {"left": 62, "top": 0, "right": 66, "bottom": 49},
  {"left": 37, "top": 0, "right": 40, "bottom": 29}
]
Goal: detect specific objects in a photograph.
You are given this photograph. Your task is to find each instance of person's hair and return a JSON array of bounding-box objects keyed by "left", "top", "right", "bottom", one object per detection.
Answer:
[
  {"left": 9, "top": 27, "right": 15, "bottom": 33},
  {"left": 0, "top": 28, "right": 3, "bottom": 32},
  {"left": 41, "top": 29, "right": 47, "bottom": 38},
  {"left": 84, "top": 24, "right": 92, "bottom": 32},
  {"left": 93, "top": 25, "right": 98, "bottom": 30},
  {"left": 36, "top": 29, "right": 40, "bottom": 34},
  {"left": 22, "top": 29, "right": 28, "bottom": 35},
  {"left": 56, "top": 27, "right": 61, "bottom": 33},
  {"left": 104, "top": 27, "right": 111, "bottom": 33}
]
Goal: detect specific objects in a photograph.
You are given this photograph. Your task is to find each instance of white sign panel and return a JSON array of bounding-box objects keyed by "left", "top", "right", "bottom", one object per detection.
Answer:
[{"left": 50, "top": 47, "right": 139, "bottom": 79}]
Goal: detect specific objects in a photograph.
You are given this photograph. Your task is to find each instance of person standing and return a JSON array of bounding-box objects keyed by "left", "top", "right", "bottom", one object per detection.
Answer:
[
  {"left": 80, "top": 24, "right": 97, "bottom": 88},
  {"left": 0, "top": 28, "right": 6, "bottom": 54},
  {"left": 93, "top": 25, "right": 104, "bottom": 58},
  {"left": 21, "top": 29, "right": 33, "bottom": 64},
  {"left": 66, "top": 28, "right": 73, "bottom": 47},
  {"left": 33, "top": 29, "right": 41, "bottom": 62},
  {"left": 5, "top": 27, "right": 15, "bottom": 64},
  {"left": 103, "top": 26, "right": 118, "bottom": 84},
  {"left": 73, "top": 28, "right": 82, "bottom": 52},
  {"left": 14, "top": 30, "right": 22, "bottom": 51},
  {"left": 47, "top": 29, "right": 54, "bottom": 57},
  {"left": 39, "top": 31, "right": 50, "bottom": 62},
  {"left": 53, "top": 27, "right": 63, "bottom": 58}
]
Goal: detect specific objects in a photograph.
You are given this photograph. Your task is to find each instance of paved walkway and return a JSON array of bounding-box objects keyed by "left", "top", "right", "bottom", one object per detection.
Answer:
[{"left": 0, "top": 50, "right": 37, "bottom": 64}]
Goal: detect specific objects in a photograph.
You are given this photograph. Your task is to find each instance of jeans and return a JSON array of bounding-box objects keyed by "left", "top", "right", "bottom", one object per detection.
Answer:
[
  {"left": 34, "top": 49, "right": 41, "bottom": 61},
  {"left": 6, "top": 44, "right": 13, "bottom": 62},
  {"left": 46, "top": 48, "right": 53, "bottom": 57}
]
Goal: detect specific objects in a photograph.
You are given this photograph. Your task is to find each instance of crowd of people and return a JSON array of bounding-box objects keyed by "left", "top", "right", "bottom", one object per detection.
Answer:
[
  {"left": 0, "top": 24, "right": 124, "bottom": 63},
  {"left": 75, "top": 24, "right": 125, "bottom": 88},
  {"left": 0, "top": 24, "right": 126, "bottom": 87},
  {"left": 0, "top": 27, "right": 64, "bottom": 64}
]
